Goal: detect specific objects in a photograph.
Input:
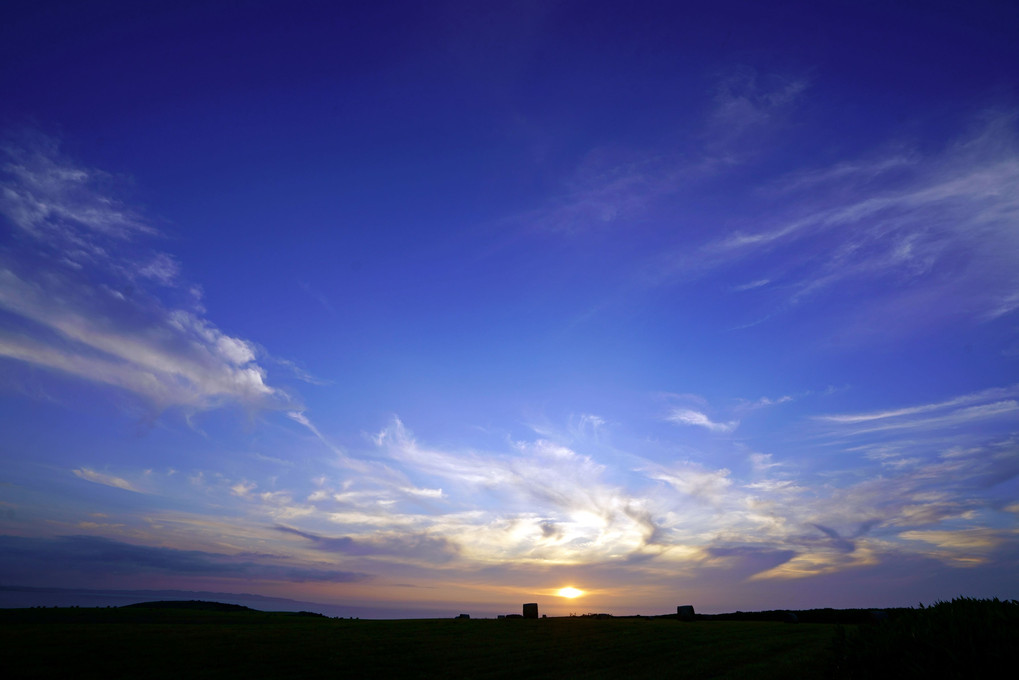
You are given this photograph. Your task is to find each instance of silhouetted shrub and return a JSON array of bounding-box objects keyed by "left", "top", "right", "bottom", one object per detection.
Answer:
[{"left": 832, "top": 597, "right": 1019, "bottom": 678}]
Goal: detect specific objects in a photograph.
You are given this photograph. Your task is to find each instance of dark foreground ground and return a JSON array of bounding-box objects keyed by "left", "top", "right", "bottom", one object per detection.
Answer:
[{"left": 0, "top": 606, "right": 834, "bottom": 679}]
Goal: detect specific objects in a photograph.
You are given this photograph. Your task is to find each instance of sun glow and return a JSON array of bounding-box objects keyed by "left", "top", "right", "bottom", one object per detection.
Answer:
[{"left": 557, "top": 587, "right": 584, "bottom": 598}]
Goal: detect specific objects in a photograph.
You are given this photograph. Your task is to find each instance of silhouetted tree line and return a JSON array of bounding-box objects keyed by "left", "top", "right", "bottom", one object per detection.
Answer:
[
  {"left": 696, "top": 607, "right": 910, "bottom": 624},
  {"left": 832, "top": 597, "right": 1019, "bottom": 679}
]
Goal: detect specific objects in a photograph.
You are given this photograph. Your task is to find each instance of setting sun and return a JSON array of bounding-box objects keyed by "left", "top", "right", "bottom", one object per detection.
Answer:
[{"left": 557, "top": 587, "right": 584, "bottom": 599}]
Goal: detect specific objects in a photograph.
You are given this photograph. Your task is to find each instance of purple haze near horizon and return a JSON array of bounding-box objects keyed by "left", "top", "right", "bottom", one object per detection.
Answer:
[{"left": 1, "top": 1, "right": 1017, "bottom": 618}]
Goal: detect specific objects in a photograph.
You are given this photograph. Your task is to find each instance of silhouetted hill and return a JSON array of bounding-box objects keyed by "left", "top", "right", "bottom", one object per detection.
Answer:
[{"left": 123, "top": 600, "right": 255, "bottom": 612}]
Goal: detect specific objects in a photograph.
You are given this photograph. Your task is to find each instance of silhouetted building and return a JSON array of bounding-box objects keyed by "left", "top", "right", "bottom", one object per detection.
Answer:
[{"left": 523, "top": 602, "right": 538, "bottom": 619}]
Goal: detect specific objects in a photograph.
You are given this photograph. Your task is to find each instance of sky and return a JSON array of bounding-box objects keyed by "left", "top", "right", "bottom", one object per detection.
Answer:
[{"left": 1, "top": 0, "right": 1017, "bottom": 618}]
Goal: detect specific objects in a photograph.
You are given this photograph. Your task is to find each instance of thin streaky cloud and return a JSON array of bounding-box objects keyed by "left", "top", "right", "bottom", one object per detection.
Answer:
[
  {"left": 732, "top": 278, "right": 772, "bottom": 291},
  {"left": 297, "top": 281, "right": 335, "bottom": 316},
  {"left": 0, "top": 273, "right": 279, "bottom": 408},
  {"left": 272, "top": 357, "right": 331, "bottom": 386},
  {"left": 685, "top": 112, "right": 1019, "bottom": 329},
  {"left": 1, "top": 137, "right": 157, "bottom": 241},
  {"left": 510, "top": 69, "right": 810, "bottom": 239},
  {"left": 287, "top": 411, "right": 367, "bottom": 472},
  {"left": 666, "top": 408, "right": 738, "bottom": 433},
  {"left": 817, "top": 385, "right": 1019, "bottom": 424},
  {"left": 706, "top": 68, "right": 809, "bottom": 150},
  {"left": 766, "top": 153, "right": 918, "bottom": 195},
  {"left": 0, "top": 137, "right": 289, "bottom": 412},
  {"left": 715, "top": 157, "right": 1018, "bottom": 254},
  {"left": 512, "top": 151, "right": 673, "bottom": 236},
  {"left": 984, "top": 291, "right": 1019, "bottom": 321},
  {"left": 841, "top": 401, "right": 1019, "bottom": 436},
  {"left": 73, "top": 468, "right": 144, "bottom": 494},
  {"left": 741, "top": 395, "right": 794, "bottom": 411}
]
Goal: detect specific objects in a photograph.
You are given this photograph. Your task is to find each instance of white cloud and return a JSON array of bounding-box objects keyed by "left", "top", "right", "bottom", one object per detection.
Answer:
[
  {"left": 135, "top": 253, "right": 180, "bottom": 286},
  {"left": 572, "top": 413, "right": 606, "bottom": 437},
  {"left": 0, "top": 135, "right": 156, "bottom": 242},
  {"left": 230, "top": 481, "right": 256, "bottom": 498},
  {"left": 60, "top": 406, "right": 1019, "bottom": 583},
  {"left": 0, "top": 270, "right": 277, "bottom": 408},
  {"left": 666, "top": 408, "right": 737, "bottom": 432},
  {"left": 73, "top": 468, "right": 144, "bottom": 493},
  {"left": 749, "top": 452, "right": 779, "bottom": 471},
  {"left": 740, "top": 395, "right": 794, "bottom": 411},
  {"left": 367, "top": 417, "right": 662, "bottom": 564},
  {"left": 732, "top": 278, "right": 772, "bottom": 291},
  {"left": 647, "top": 462, "right": 733, "bottom": 502},
  {"left": 0, "top": 136, "right": 288, "bottom": 412},
  {"left": 400, "top": 486, "right": 445, "bottom": 499}
]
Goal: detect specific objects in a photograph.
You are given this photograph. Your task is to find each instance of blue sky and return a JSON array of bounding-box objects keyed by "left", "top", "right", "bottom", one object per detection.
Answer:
[{"left": 1, "top": 0, "right": 1017, "bottom": 617}]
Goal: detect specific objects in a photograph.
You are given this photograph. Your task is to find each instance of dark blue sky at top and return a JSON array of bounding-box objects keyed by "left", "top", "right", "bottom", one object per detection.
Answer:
[
  {"left": 1, "top": 0, "right": 1017, "bottom": 615},
  {"left": 8, "top": 2, "right": 1002, "bottom": 402}
]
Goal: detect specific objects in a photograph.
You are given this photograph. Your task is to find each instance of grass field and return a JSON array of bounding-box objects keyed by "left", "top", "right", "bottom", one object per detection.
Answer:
[{"left": 1, "top": 607, "right": 836, "bottom": 679}]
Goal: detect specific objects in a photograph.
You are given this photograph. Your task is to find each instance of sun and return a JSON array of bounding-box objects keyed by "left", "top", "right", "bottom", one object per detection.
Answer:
[{"left": 556, "top": 587, "right": 584, "bottom": 599}]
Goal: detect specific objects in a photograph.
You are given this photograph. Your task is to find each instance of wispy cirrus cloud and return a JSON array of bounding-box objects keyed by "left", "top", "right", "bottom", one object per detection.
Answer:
[
  {"left": 511, "top": 68, "right": 808, "bottom": 238},
  {"left": 706, "top": 67, "right": 809, "bottom": 154},
  {"left": 666, "top": 408, "right": 737, "bottom": 432},
  {"left": 817, "top": 385, "right": 1019, "bottom": 424},
  {"left": 0, "top": 135, "right": 290, "bottom": 412},
  {"left": 716, "top": 114, "right": 1018, "bottom": 254},
  {"left": 645, "top": 461, "right": 733, "bottom": 503},
  {"left": 765, "top": 153, "right": 918, "bottom": 195},
  {"left": 739, "top": 395, "right": 794, "bottom": 411},
  {"left": 705, "top": 110, "right": 1019, "bottom": 329},
  {"left": 816, "top": 385, "right": 1019, "bottom": 435},
  {"left": 73, "top": 468, "right": 145, "bottom": 493},
  {"left": 522, "top": 150, "right": 666, "bottom": 235},
  {"left": 1, "top": 133, "right": 158, "bottom": 244},
  {"left": 287, "top": 411, "right": 366, "bottom": 471}
]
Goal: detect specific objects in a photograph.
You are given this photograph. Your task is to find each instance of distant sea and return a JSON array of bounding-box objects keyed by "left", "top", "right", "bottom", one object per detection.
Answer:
[{"left": 0, "top": 585, "right": 470, "bottom": 619}]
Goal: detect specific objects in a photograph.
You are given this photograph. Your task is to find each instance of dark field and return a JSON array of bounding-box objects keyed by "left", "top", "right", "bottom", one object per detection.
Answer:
[{"left": 1, "top": 607, "right": 835, "bottom": 679}]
